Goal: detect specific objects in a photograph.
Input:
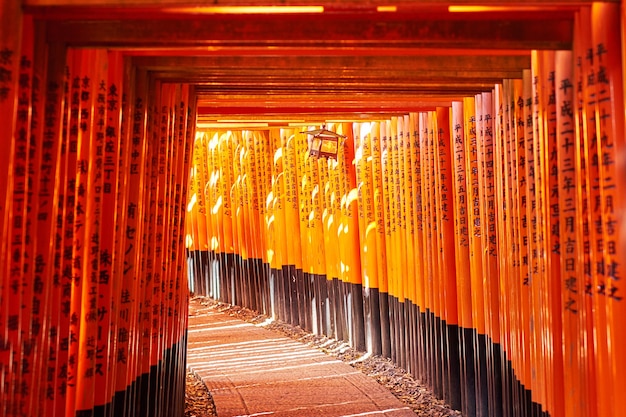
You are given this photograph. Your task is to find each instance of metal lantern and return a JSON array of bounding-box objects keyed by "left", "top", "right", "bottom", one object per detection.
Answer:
[{"left": 302, "top": 125, "right": 346, "bottom": 160}]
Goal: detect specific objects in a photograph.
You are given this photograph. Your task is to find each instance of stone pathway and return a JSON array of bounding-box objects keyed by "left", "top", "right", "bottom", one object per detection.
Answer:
[{"left": 187, "top": 299, "right": 417, "bottom": 417}]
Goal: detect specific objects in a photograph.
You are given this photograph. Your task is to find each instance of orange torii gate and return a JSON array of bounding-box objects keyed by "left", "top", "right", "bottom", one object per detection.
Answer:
[{"left": 1, "top": 2, "right": 626, "bottom": 417}]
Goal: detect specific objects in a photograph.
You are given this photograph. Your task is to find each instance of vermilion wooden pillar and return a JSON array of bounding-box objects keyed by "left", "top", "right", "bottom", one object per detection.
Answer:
[{"left": 0, "top": 0, "right": 22, "bottom": 306}]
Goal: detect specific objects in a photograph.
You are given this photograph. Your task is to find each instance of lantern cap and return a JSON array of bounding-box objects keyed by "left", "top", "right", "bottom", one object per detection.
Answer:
[{"left": 301, "top": 125, "right": 346, "bottom": 139}]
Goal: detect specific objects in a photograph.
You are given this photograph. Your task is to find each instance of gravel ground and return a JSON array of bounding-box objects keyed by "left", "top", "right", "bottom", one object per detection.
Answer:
[
  {"left": 185, "top": 370, "right": 216, "bottom": 417},
  {"left": 185, "top": 296, "right": 463, "bottom": 417}
]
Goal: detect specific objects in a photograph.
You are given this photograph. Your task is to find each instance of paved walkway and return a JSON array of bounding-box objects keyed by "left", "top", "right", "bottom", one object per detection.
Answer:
[{"left": 187, "top": 299, "right": 417, "bottom": 417}]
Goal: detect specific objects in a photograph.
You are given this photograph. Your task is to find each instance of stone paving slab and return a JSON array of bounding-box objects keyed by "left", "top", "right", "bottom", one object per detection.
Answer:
[{"left": 187, "top": 300, "right": 417, "bottom": 417}]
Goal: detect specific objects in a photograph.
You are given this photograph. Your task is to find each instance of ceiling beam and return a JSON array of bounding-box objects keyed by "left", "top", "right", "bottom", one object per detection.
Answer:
[
  {"left": 133, "top": 54, "right": 529, "bottom": 89},
  {"left": 135, "top": 52, "right": 528, "bottom": 110},
  {"left": 43, "top": 10, "right": 573, "bottom": 50},
  {"left": 131, "top": 54, "right": 531, "bottom": 72},
  {"left": 23, "top": 0, "right": 607, "bottom": 8},
  {"left": 25, "top": 1, "right": 581, "bottom": 119}
]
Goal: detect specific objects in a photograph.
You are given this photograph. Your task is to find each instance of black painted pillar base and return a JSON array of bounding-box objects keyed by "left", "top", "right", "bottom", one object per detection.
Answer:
[
  {"left": 379, "top": 291, "right": 391, "bottom": 358},
  {"left": 348, "top": 282, "right": 366, "bottom": 352},
  {"left": 287, "top": 265, "right": 299, "bottom": 326},
  {"left": 363, "top": 286, "right": 382, "bottom": 356}
]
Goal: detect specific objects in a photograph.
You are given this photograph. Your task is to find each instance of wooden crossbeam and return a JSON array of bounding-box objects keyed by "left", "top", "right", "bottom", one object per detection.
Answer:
[
  {"left": 43, "top": 10, "right": 573, "bottom": 50},
  {"left": 23, "top": 0, "right": 609, "bottom": 9},
  {"left": 131, "top": 54, "right": 531, "bottom": 72},
  {"left": 24, "top": 1, "right": 580, "bottom": 116},
  {"left": 134, "top": 52, "right": 530, "bottom": 111},
  {"left": 134, "top": 55, "right": 528, "bottom": 101}
]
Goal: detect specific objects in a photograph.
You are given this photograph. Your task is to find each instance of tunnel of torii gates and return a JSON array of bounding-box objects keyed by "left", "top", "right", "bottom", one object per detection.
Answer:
[{"left": 1, "top": 1, "right": 626, "bottom": 417}]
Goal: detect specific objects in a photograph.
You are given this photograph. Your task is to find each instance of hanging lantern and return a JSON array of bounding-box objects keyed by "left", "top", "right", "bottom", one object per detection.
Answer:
[{"left": 302, "top": 125, "right": 346, "bottom": 160}]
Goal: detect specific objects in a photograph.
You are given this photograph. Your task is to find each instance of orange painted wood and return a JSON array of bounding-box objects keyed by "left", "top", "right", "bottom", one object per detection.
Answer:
[
  {"left": 318, "top": 139, "right": 335, "bottom": 281},
  {"left": 370, "top": 122, "right": 388, "bottom": 297},
  {"left": 464, "top": 96, "right": 485, "bottom": 337},
  {"left": 220, "top": 132, "right": 236, "bottom": 256},
  {"left": 403, "top": 115, "right": 416, "bottom": 306},
  {"left": 336, "top": 122, "right": 361, "bottom": 286},
  {"left": 254, "top": 130, "right": 270, "bottom": 274},
  {"left": 436, "top": 107, "right": 458, "bottom": 327},
  {"left": 151, "top": 82, "right": 171, "bottom": 407},
  {"left": 538, "top": 49, "right": 557, "bottom": 415},
  {"left": 503, "top": 78, "right": 521, "bottom": 414},
  {"left": 409, "top": 115, "right": 425, "bottom": 314},
  {"left": 416, "top": 114, "right": 431, "bottom": 319},
  {"left": 529, "top": 50, "right": 547, "bottom": 410},
  {"left": 113, "top": 65, "right": 149, "bottom": 403},
  {"left": 387, "top": 117, "right": 399, "bottom": 308},
  {"left": 590, "top": 4, "right": 626, "bottom": 417},
  {"left": 572, "top": 11, "right": 598, "bottom": 417},
  {"left": 94, "top": 49, "right": 124, "bottom": 411},
  {"left": 396, "top": 116, "right": 408, "bottom": 368},
  {"left": 0, "top": 3, "right": 23, "bottom": 411},
  {"left": 64, "top": 48, "right": 88, "bottom": 417},
  {"left": 6, "top": 15, "right": 34, "bottom": 417},
  {"left": 282, "top": 129, "right": 303, "bottom": 271},
  {"left": 518, "top": 73, "right": 533, "bottom": 406},
  {"left": 556, "top": 48, "right": 591, "bottom": 417},
  {"left": 451, "top": 101, "right": 472, "bottom": 331},
  {"left": 304, "top": 131, "right": 325, "bottom": 277},
  {"left": 296, "top": 128, "right": 313, "bottom": 315},
  {"left": 74, "top": 47, "right": 103, "bottom": 414},
  {"left": 509, "top": 73, "right": 530, "bottom": 406},
  {"left": 0, "top": 0, "right": 22, "bottom": 275},
  {"left": 354, "top": 122, "right": 380, "bottom": 292},
  {"left": 493, "top": 82, "right": 509, "bottom": 381},
  {"left": 194, "top": 133, "right": 209, "bottom": 252}
]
